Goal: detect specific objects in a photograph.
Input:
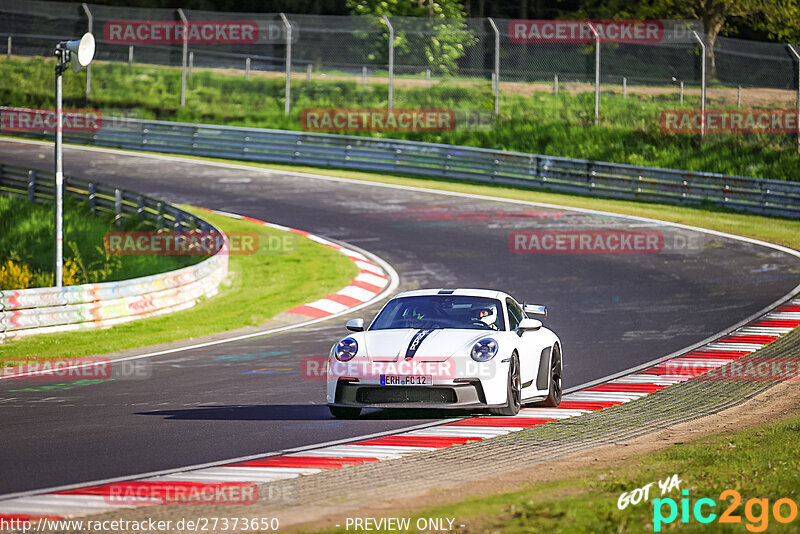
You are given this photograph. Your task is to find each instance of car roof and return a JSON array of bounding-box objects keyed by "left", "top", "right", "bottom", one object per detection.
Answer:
[{"left": 393, "top": 288, "right": 512, "bottom": 301}]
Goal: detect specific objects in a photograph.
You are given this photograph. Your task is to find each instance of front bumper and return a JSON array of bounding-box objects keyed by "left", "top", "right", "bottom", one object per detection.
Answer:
[{"left": 328, "top": 378, "right": 507, "bottom": 410}]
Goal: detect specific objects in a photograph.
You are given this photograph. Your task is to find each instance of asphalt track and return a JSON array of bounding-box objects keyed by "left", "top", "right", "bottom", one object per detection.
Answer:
[{"left": 1, "top": 140, "right": 798, "bottom": 496}]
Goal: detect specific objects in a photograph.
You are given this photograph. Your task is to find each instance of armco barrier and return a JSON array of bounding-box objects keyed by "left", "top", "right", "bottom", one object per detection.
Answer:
[
  {"left": 7, "top": 114, "right": 800, "bottom": 218},
  {"left": 0, "top": 163, "right": 228, "bottom": 340}
]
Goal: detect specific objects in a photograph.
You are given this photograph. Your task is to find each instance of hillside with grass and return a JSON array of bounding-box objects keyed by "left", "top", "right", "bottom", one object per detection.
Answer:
[
  {"left": 1, "top": 57, "right": 797, "bottom": 181},
  {"left": 0, "top": 194, "right": 199, "bottom": 290}
]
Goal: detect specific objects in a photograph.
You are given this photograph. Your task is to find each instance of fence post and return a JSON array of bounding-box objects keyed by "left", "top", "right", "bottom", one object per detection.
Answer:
[
  {"left": 554, "top": 74, "right": 558, "bottom": 95},
  {"left": 156, "top": 202, "right": 164, "bottom": 229},
  {"left": 280, "top": 13, "right": 292, "bottom": 115},
  {"left": 426, "top": 68, "right": 430, "bottom": 88},
  {"left": 737, "top": 85, "right": 741, "bottom": 107},
  {"left": 383, "top": 15, "right": 394, "bottom": 111},
  {"left": 88, "top": 183, "right": 96, "bottom": 213},
  {"left": 306, "top": 63, "right": 311, "bottom": 81},
  {"left": 680, "top": 81, "right": 684, "bottom": 103},
  {"left": 587, "top": 23, "right": 600, "bottom": 125},
  {"left": 188, "top": 51, "right": 193, "bottom": 76},
  {"left": 6, "top": 35, "right": 10, "bottom": 59},
  {"left": 623, "top": 77, "right": 627, "bottom": 98},
  {"left": 488, "top": 17, "right": 500, "bottom": 117},
  {"left": 128, "top": 45, "right": 133, "bottom": 69},
  {"left": 27, "top": 170, "right": 35, "bottom": 202},
  {"left": 787, "top": 44, "right": 800, "bottom": 154},
  {"left": 177, "top": 8, "right": 188, "bottom": 107},
  {"left": 362, "top": 65, "right": 367, "bottom": 87},
  {"left": 137, "top": 196, "right": 144, "bottom": 220},
  {"left": 693, "top": 31, "right": 706, "bottom": 140},
  {"left": 114, "top": 188, "right": 122, "bottom": 226},
  {"left": 245, "top": 57, "right": 250, "bottom": 79},
  {"left": 82, "top": 3, "right": 92, "bottom": 100}
]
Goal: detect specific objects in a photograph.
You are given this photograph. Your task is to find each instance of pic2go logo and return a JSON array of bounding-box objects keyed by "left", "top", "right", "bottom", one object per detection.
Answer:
[{"left": 653, "top": 489, "right": 798, "bottom": 532}]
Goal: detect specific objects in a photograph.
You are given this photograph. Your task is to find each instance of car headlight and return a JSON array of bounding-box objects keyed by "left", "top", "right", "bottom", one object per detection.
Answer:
[
  {"left": 470, "top": 338, "right": 498, "bottom": 362},
  {"left": 335, "top": 337, "right": 358, "bottom": 361}
]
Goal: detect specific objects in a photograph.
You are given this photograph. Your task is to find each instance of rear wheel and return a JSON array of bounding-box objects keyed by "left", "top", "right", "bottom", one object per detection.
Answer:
[
  {"left": 490, "top": 353, "right": 521, "bottom": 416},
  {"left": 329, "top": 406, "right": 362, "bottom": 419},
  {"left": 537, "top": 345, "right": 562, "bottom": 407}
]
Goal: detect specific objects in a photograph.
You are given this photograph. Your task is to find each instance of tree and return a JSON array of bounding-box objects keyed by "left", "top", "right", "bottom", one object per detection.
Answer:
[
  {"left": 346, "top": 0, "right": 477, "bottom": 75},
  {"left": 570, "top": 0, "right": 800, "bottom": 78}
]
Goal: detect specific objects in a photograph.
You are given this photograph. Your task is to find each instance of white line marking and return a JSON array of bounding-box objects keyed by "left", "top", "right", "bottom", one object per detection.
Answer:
[
  {"left": 337, "top": 285, "right": 374, "bottom": 302},
  {"left": 565, "top": 392, "right": 645, "bottom": 401},
  {"left": 734, "top": 327, "right": 791, "bottom": 335},
  {"left": 355, "top": 272, "right": 389, "bottom": 287},
  {"left": 613, "top": 375, "right": 689, "bottom": 384},
  {"left": 0, "top": 495, "right": 127, "bottom": 514},
  {"left": 405, "top": 428, "right": 512, "bottom": 437},
  {"left": 304, "top": 298, "right": 349, "bottom": 314},
  {"left": 703, "top": 342, "right": 764, "bottom": 351}
]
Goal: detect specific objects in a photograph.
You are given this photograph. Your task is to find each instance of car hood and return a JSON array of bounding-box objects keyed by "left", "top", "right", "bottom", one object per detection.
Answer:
[{"left": 359, "top": 328, "right": 495, "bottom": 361}]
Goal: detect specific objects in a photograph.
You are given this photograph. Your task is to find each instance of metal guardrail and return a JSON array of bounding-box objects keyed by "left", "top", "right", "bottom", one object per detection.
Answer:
[
  {"left": 17, "top": 116, "right": 800, "bottom": 219},
  {"left": 0, "top": 162, "right": 229, "bottom": 340}
]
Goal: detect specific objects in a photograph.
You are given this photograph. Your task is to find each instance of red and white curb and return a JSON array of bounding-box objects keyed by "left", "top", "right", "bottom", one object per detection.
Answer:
[
  {"left": 198, "top": 209, "right": 391, "bottom": 319},
  {"left": 2, "top": 299, "right": 798, "bottom": 522}
]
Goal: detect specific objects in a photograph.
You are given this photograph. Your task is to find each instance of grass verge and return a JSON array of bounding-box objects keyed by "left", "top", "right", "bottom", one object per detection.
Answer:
[
  {"left": 3, "top": 56, "right": 798, "bottom": 181},
  {"left": 0, "top": 193, "right": 198, "bottom": 289},
  {"left": 310, "top": 412, "right": 800, "bottom": 533},
  {"left": 0, "top": 206, "right": 359, "bottom": 362}
]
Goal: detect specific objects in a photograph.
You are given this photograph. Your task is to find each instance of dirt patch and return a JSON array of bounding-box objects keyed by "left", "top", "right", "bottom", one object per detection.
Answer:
[
  {"left": 183, "top": 64, "right": 796, "bottom": 108},
  {"left": 286, "top": 380, "right": 800, "bottom": 532}
]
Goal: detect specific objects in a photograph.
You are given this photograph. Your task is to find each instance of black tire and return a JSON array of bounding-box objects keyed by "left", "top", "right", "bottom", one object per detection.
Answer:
[
  {"left": 537, "top": 344, "right": 562, "bottom": 407},
  {"left": 490, "top": 353, "right": 521, "bottom": 416},
  {"left": 329, "top": 406, "right": 362, "bottom": 419}
]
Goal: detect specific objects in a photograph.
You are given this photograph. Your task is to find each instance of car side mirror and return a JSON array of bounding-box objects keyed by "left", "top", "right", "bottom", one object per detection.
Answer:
[
  {"left": 523, "top": 304, "right": 547, "bottom": 319},
  {"left": 517, "top": 318, "right": 542, "bottom": 335},
  {"left": 346, "top": 318, "right": 365, "bottom": 332}
]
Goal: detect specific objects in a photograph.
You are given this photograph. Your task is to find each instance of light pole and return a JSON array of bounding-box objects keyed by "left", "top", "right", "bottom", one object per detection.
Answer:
[{"left": 54, "top": 33, "right": 95, "bottom": 287}]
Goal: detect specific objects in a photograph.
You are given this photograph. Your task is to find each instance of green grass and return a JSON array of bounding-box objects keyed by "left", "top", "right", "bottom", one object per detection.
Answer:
[
  {"left": 309, "top": 414, "right": 800, "bottom": 533},
  {"left": 0, "top": 194, "right": 197, "bottom": 288},
  {"left": 0, "top": 206, "right": 359, "bottom": 361},
  {"left": 2, "top": 57, "right": 798, "bottom": 181}
]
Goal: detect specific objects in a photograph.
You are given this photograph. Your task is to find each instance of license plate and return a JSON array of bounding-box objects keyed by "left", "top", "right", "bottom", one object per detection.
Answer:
[{"left": 380, "top": 375, "right": 432, "bottom": 386}]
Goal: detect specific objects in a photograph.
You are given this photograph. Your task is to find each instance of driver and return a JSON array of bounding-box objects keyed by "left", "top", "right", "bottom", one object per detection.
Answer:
[{"left": 472, "top": 306, "right": 498, "bottom": 330}]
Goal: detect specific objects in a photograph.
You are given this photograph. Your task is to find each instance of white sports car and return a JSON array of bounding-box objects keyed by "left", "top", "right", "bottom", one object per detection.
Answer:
[{"left": 326, "top": 288, "right": 562, "bottom": 419}]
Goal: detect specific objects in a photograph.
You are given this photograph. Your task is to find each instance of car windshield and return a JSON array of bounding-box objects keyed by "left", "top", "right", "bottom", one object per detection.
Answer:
[{"left": 370, "top": 295, "right": 506, "bottom": 331}]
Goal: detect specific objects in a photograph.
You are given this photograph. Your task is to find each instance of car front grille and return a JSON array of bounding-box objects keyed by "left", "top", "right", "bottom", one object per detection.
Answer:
[{"left": 355, "top": 387, "right": 457, "bottom": 404}]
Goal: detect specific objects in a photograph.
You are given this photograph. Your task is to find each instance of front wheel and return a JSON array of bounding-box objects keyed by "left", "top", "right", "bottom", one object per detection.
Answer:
[
  {"left": 490, "top": 353, "right": 521, "bottom": 416},
  {"left": 329, "top": 406, "right": 362, "bottom": 419},
  {"left": 537, "top": 345, "right": 562, "bottom": 407}
]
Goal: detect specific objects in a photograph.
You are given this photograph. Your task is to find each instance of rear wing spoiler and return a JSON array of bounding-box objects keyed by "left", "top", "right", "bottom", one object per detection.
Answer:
[{"left": 523, "top": 304, "right": 547, "bottom": 319}]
